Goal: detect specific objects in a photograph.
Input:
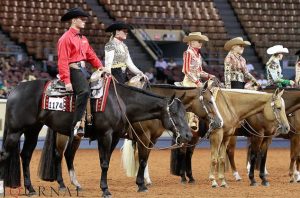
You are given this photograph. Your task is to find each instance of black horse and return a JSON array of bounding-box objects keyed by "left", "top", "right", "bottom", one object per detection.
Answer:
[
  {"left": 0, "top": 79, "right": 192, "bottom": 197},
  {"left": 38, "top": 81, "right": 223, "bottom": 193}
]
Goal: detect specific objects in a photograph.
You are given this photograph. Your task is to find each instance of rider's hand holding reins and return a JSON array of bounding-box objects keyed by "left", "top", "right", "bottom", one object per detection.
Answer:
[{"left": 65, "top": 83, "right": 73, "bottom": 92}]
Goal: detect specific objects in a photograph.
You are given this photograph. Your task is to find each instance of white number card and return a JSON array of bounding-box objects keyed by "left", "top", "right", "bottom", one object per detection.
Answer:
[{"left": 48, "top": 97, "right": 65, "bottom": 111}]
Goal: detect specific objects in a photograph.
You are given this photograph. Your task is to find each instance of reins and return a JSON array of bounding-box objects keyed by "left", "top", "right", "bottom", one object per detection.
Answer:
[{"left": 111, "top": 76, "right": 185, "bottom": 150}]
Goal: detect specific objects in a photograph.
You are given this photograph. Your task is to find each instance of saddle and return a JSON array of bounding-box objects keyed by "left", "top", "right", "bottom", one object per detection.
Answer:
[{"left": 45, "top": 79, "right": 73, "bottom": 97}]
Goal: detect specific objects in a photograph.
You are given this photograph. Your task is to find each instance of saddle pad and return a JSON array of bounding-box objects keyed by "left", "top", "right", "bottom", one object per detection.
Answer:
[
  {"left": 94, "top": 75, "right": 111, "bottom": 112},
  {"left": 42, "top": 81, "right": 75, "bottom": 112}
]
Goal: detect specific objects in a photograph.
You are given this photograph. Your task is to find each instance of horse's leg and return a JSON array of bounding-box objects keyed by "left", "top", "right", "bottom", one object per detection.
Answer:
[
  {"left": 186, "top": 136, "right": 199, "bottom": 183},
  {"left": 136, "top": 140, "right": 151, "bottom": 192},
  {"left": 55, "top": 133, "right": 69, "bottom": 191},
  {"left": 248, "top": 136, "right": 263, "bottom": 186},
  {"left": 143, "top": 163, "right": 152, "bottom": 186},
  {"left": 209, "top": 129, "right": 223, "bottom": 188},
  {"left": 218, "top": 135, "right": 231, "bottom": 188},
  {"left": 259, "top": 137, "right": 271, "bottom": 186},
  {"left": 97, "top": 131, "right": 116, "bottom": 197},
  {"left": 296, "top": 158, "right": 300, "bottom": 182},
  {"left": 64, "top": 135, "right": 82, "bottom": 190},
  {"left": 20, "top": 124, "right": 43, "bottom": 195},
  {"left": 227, "top": 136, "right": 242, "bottom": 181}
]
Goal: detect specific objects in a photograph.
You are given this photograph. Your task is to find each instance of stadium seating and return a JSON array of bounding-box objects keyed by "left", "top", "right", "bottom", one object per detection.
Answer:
[
  {"left": 0, "top": 0, "right": 108, "bottom": 59},
  {"left": 230, "top": 0, "right": 300, "bottom": 63}
]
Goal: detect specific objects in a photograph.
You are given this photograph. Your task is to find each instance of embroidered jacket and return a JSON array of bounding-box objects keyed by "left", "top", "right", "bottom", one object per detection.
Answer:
[
  {"left": 224, "top": 51, "right": 256, "bottom": 89},
  {"left": 104, "top": 38, "right": 142, "bottom": 74},
  {"left": 266, "top": 59, "right": 291, "bottom": 87},
  {"left": 182, "top": 47, "right": 212, "bottom": 85}
]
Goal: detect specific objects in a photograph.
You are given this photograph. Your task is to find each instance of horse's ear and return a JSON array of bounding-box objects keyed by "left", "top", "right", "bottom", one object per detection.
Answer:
[
  {"left": 169, "top": 93, "right": 176, "bottom": 103},
  {"left": 179, "top": 92, "right": 186, "bottom": 100},
  {"left": 278, "top": 89, "right": 284, "bottom": 97},
  {"left": 203, "top": 81, "right": 208, "bottom": 90}
]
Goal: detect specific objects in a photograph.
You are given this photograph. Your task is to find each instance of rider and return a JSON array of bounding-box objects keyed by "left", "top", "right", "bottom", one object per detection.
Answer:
[
  {"left": 295, "top": 50, "right": 300, "bottom": 86},
  {"left": 182, "top": 32, "right": 216, "bottom": 87},
  {"left": 181, "top": 32, "right": 216, "bottom": 132},
  {"left": 104, "top": 21, "right": 148, "bottom": 84},
  {"left": 224, "top": 37, "right": 259, "bottom": 89},
  {"left": 58, "top": 7, "right": 106, "bottom": 137},
  {"left": 266, "top": 45, "right": 294, "bottom": 87}
]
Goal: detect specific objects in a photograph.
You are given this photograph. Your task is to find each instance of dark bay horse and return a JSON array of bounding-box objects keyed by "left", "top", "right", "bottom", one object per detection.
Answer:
[
  {"left": 0, "top": 79, "right": 192, "bottom": 197},
  {"left": 121, "top": 82, "right": 223, "bottom": 192},
  {"left": 169, "top": 88, "right": 289, "bottom": 187},
  {"left": 38, "top": 81, "right": 223, "bottom": 193},
  {"left": 225, "top": 88, "right": 300, "bottom": 186}
]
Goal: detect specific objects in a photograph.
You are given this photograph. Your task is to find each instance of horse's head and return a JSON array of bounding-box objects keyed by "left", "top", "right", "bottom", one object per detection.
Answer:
[
  {"left": 199, "top": 81, "right": 223, "bottom": 130},
  {"left": 264, "top": 89, "right": 290, "bottom": 134},
  {"left": 162, "top": 96, "right": 192, "bottom": 144}
]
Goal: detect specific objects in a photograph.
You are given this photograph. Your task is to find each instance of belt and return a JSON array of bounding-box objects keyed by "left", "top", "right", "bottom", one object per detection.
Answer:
[
  {"left": 111, "top": 62, "right": 126, "bottom": 69},
  {"left": 69, "top": 61, "right": 86, "bottom": 69}
]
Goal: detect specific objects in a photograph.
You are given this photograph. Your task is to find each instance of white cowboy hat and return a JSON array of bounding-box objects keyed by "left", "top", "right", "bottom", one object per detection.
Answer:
[
  {"left": 224, "top": 37, "right": 251, "bottom": 51},
  {"left": 267, "top": 45, "right": 289, "bottom": 55},
  {"left": 183, "top": 32, "right": 209, "bottom": 42}
]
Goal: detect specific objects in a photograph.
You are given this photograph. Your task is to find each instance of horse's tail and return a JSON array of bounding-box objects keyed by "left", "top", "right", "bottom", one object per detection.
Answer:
[
  {"left": 3, "top": 123, "right": 21, "bottom": 188},
  {"left": 38, "top": 127, "right": 57, "bottom": 181},
  {"left": 170, "top": 138, "right": 183, "bottom": 176},
  {"left": 121, "top": 139, "right": 138, "bottom": 177}
]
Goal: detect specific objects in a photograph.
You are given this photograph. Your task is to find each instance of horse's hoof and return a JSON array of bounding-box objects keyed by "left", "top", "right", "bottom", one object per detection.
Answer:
[
  {"left": 27, "top": 191, "right": 37, "bottom": 196},
  {"left": 102, "top": 189, "right": 112, "bottom": 198},
  {"left": 76, "top": 186, "right": 83, "bottom": 191},
  {"left": 181, "top": 180, "right": 187, "bottom": 184},
  {"left": 211, "top": 181, "right": 219, "bottom": 188},
  {"left": 137, "top": 186, "right": 148, "bottom": 192},
  {"left": 250, "top": 182, "right": 258, "bottom": 186},
  {"left": 59, "top": 187, "right": 66, "bottom": 192},
  {"left": 261, "top": 181, "right": 270, "bottom": 187},
  {"left": 188, "top": 179, "right": 195, "bottom": 184},
  {"left": 236, "top": 178, "right": 242, "bottom": 182},
  {"left": 145, "top": 182, "right": 152, "bottom": 187}
]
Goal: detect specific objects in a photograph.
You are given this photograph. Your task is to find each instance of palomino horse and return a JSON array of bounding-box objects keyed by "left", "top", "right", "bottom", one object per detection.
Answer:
[
  {"left": 0, "top": 78, "right": 192, "bottom": 197},
  {"left": 206, "top": 88, "right": 289, "bottom": 188},
  {"left": 225, "top": 88, "right": 300, "bottom": 186},
  {"left": 38, "top": 80, "right": 223, "bottom": 192}
]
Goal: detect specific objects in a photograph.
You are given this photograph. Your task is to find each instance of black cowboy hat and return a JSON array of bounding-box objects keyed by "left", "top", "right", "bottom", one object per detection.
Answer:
[
  {"left": 295, "top": 49, "right": 300, "bottom": 56},
  {"left": 105, "top": 21, "right": 133, "bottom": 32},
  {"left": 61, "top": 7, "right": 90, "bottom": 22}
]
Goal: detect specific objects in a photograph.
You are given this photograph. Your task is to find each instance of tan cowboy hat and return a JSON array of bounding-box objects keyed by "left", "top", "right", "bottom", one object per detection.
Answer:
[
  {"left": 224, "top": 37, "right": 251, "bottom": 51},
  {"left": 183, "top": 32, "right": 209, "bottom": 42},
  {"left": 267, "top": 45, "right": 289, "bottom": 55}
]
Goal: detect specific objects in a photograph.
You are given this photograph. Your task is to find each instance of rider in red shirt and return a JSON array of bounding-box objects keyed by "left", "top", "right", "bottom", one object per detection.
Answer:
[{"left": 58, "top": 7, "right": 104, "bottom": 136}]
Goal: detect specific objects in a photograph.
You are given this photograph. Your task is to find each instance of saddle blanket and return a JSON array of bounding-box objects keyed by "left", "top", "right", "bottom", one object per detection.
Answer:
[{"left": 41, "top": 76, "right": 111, "bottom": 112}]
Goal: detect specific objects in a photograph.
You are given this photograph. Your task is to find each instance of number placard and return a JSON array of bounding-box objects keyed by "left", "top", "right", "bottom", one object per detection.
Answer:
[{"left": 48, "top": 97, "right": 65, "bottom": 111}]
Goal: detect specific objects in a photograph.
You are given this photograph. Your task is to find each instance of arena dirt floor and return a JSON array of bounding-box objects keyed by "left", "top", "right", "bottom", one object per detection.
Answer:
[{"left": 9, "top": 148, "right": 300, "bottom": 198}]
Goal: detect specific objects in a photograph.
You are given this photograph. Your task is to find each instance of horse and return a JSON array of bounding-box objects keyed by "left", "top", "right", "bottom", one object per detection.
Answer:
[
  {"left": 0, "top": 78, "right": 192, "bottom": 197},
  {"left": 120, "top": 81, "right": 224, "bottom": 192},
  {"left": 38, "top": 80, "right": 223, "bottom": 193},
  {"left": 225, "top": 88, "right": 300, "bottom": 186}
]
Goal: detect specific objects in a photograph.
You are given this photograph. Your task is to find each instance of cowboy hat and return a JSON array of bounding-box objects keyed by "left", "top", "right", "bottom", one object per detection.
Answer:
[
  {"left": 182, "top": 32, "right": 209, "bottom": 42},
  {"left": 224, "top": 37, "right": 251, "bottom": 51},
  {"left": 105, "top": 21, "right": 133, "bottom": 32},
  {"left": 61, "top": 7, "right": 90, "bottom": 22},
  {"left": 267, "top": 45, "right": 289, "bottom": 55}
]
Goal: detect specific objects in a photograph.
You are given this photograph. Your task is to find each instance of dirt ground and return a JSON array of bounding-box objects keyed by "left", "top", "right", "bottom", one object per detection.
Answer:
[{"left": 8, "top": 148, "right": 300, "bottom": 198}]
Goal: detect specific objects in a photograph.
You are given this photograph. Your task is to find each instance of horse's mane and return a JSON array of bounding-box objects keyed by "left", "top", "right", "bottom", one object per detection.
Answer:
[
  {"left": 150, "top": 84, "right": 197, "bottom": 90},
  {"left": 220, "top": 88, "right": 268, "bottom": 94},
  {"left": 117, "top": 82, "right": 165, "bottom": 99},
  {"left": 263, "top": 87, "right": 300, "bottom": 91}
]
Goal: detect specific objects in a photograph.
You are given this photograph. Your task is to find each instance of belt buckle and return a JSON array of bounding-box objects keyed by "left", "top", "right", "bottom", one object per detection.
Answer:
[{"left": 121, "top": 67, "right": 126, "bottom": 73}]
